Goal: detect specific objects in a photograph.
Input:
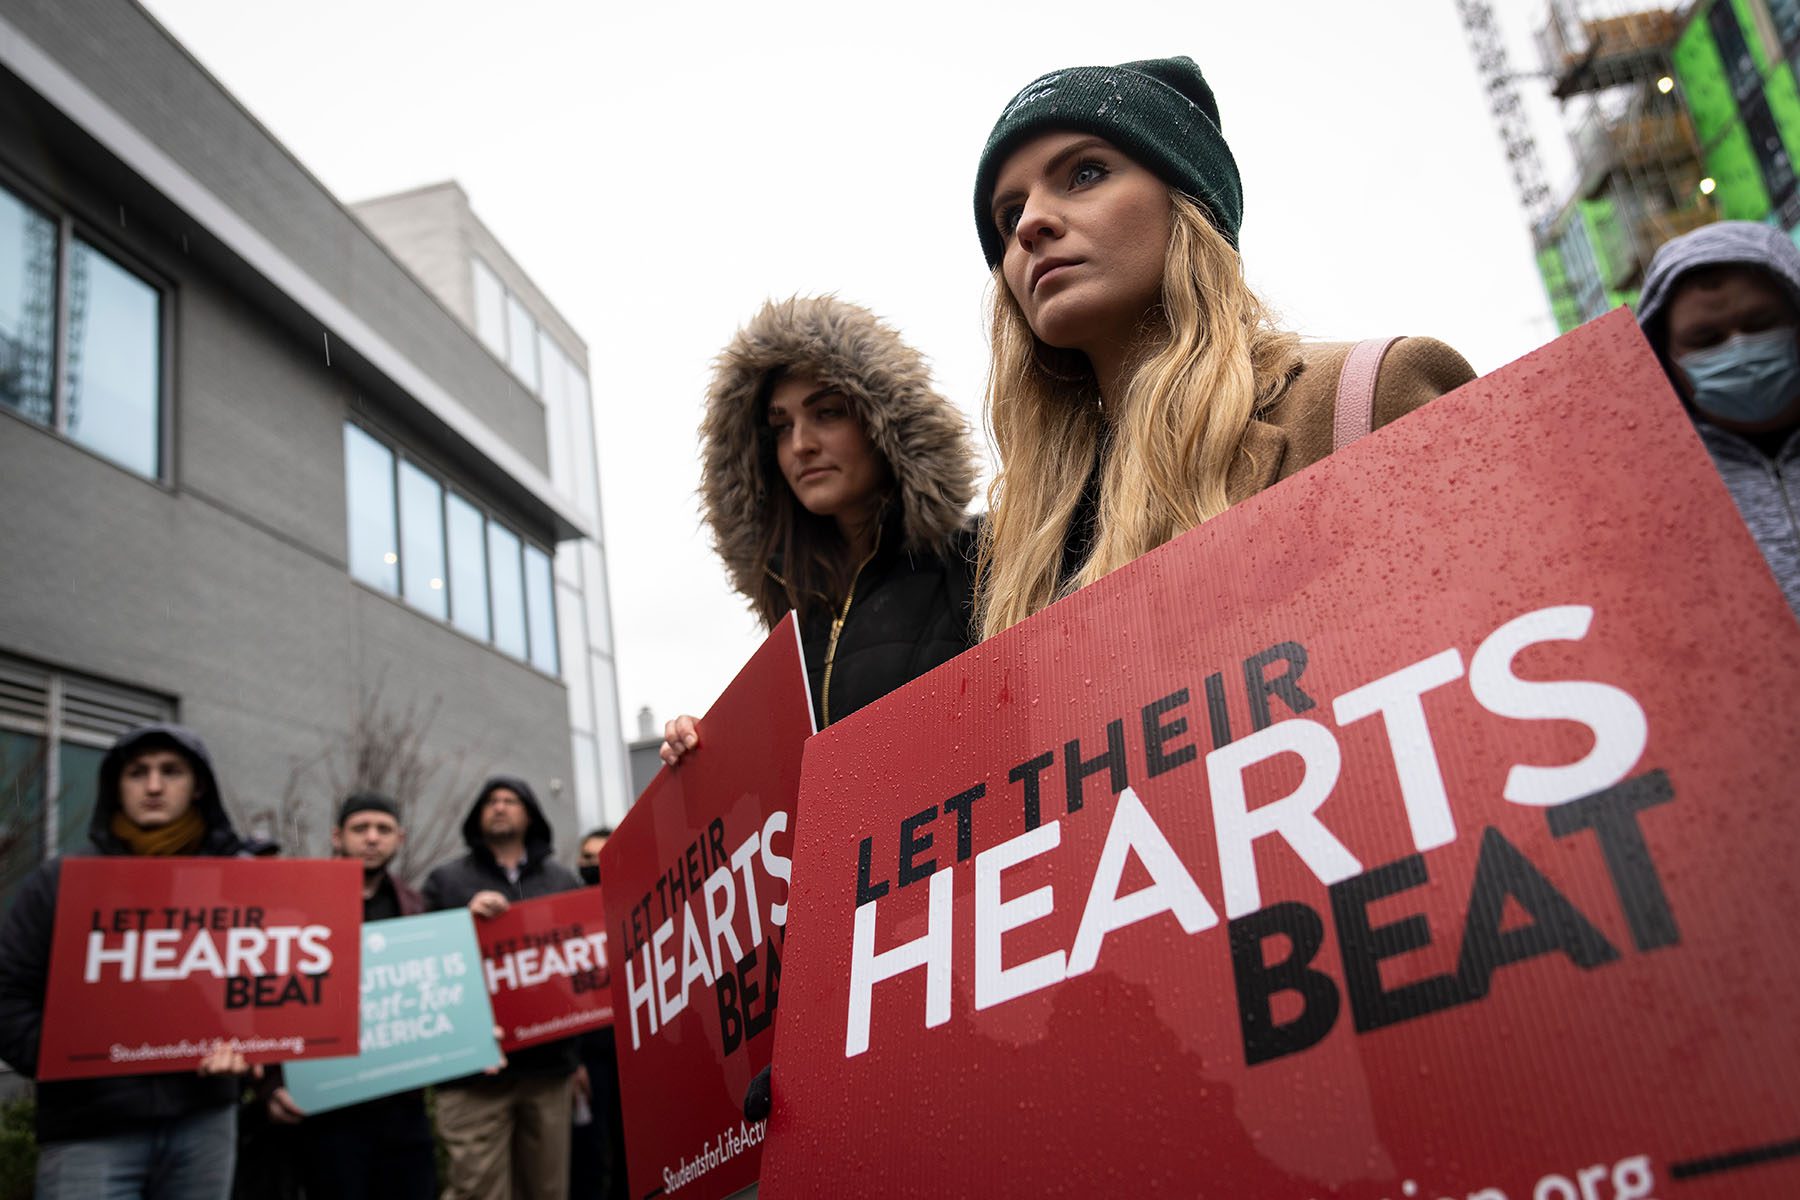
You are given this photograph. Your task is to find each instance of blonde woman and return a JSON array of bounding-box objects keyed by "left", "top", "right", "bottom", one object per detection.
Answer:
[{"left": 972, "top": 56, "right": 1475, "bottom": 637}]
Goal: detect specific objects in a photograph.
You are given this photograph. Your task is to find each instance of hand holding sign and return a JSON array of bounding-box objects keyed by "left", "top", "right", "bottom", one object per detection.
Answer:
[
  {"left": 659, "top": 714, "right": 701, "bottom": 767},
  {"left": 468, "top": 890, "right": 510, "bottom": 919},
  {"left": 602, "top": 614, "right": 811, "bottom": 1200},
  {"left": 266, "top": 1086, "right": 305, "bottom": 1125},
  {"left": 196, "top": 1041, "right": 251, "bottom": 1077}
]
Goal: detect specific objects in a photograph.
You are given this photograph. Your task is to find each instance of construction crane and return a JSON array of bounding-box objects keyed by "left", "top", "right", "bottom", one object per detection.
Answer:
[{"left": 1455, "top": 0, "right": 1557, "bottom": 235}]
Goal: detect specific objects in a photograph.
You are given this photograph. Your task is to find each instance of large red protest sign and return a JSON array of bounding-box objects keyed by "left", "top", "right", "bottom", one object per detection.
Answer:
[
  {"left": 760, "top": 311, "right": 1800, "bottom": 1199},
  {"left": 475, "top": 889, "right": 612, "bottom": 1051},
  {"left": 601, "top": 614, "right": 811, "bottom": 1200},
  {"left": 39, "top": 857, "right": 361, "bottom": 1080}
]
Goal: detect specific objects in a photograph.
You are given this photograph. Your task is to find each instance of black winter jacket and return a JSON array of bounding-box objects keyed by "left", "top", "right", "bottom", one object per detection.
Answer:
[
  {"left": 422, "top": 775, "right": 582, "bottom": 1081},
  {"left": 0, "top": 724, "right": 246, "bottom": 1144},
  {"left": 798, "top": 518, "right": 977, "bottom": 726}
]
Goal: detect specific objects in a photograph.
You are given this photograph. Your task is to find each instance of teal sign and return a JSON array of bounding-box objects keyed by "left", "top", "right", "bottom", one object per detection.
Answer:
[{"left": 284, "top": 909, "right": 501, "bottom": 1113}]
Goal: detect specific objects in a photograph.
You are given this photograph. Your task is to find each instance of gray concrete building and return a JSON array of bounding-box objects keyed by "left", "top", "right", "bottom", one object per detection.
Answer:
[
  {"left": 626, "top": 705, "right": 664, "bottom": 802},
  {"left": 0, "top": 0, "right": 631, "bottom": 907},
  {"left": 351, "top": 182, "right": 631, "bottom": 838}
]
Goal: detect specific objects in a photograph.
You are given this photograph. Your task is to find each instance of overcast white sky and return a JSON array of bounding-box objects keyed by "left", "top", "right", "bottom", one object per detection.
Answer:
[{"left": 141, "top": 0, "right": 1576, "bottom": 746}]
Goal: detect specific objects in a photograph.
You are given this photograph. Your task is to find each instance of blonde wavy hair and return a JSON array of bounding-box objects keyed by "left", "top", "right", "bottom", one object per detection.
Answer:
[{"left": 976, "top": 193, "right": 1302, "bottom": 639}]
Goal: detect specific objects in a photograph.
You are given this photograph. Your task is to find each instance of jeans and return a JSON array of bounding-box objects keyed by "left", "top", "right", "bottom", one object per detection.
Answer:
[{"left": 36, "top": 1104, "right": 236, "bottom": 1200}]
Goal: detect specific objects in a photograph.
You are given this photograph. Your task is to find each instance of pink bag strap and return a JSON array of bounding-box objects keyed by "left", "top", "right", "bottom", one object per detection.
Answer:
[{"left": 1333, "top": 337, "right": 1401, "bottom": 453}]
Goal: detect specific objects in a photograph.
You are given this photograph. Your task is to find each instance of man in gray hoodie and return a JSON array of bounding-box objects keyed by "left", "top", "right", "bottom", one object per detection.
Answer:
[{"left": 1637, "top": 221, "right": 1800, "bottom": 618}]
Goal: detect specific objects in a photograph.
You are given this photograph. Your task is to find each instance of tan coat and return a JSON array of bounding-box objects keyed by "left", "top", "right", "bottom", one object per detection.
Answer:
[{"left": 1226, "top": 337, "right": 1477, "bottom": 505}]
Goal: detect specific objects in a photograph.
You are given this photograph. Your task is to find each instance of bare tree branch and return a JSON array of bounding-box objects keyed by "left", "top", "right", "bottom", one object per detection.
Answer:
[{"left": 259, "top": 676, "right": 485, "bottom": 886}]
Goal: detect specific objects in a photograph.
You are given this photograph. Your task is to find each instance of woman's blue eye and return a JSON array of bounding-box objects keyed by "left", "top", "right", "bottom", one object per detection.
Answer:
[
  {"left": 997, "top": 205, "right": 1023, "bottom": 237},
  {"left": 1072, "top": 161, "right": 1107, "bottom": 187}
]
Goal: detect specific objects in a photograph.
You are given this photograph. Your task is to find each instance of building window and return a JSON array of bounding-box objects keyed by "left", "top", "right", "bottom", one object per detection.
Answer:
[
  {"left": 398, "top": 461, "right": 448, "bottom": 620},
  {"left": 469, "top": 254, "right": 580, "bottom": 405},
  {"left": 524, "top": 544, "right": 559, "bottom": 674},
  {"left": 488, "top": 523, "right": 528, "bottom": 660},
  {"left": 505, "top": 293, "right": 539, "bottom": 391},
  {"left": 539, "top": 329, "right": 572, "bottom": 487},
  {"left": 344, "top": 423, "right": 399, "bottom": 594},
  {"left": 0, "top": 654, "right": 173, "bottom": 914},
  {"left": 0, "top": 186, "right": 56, "bottom": 426},
  {"left": 345, "top": 422, "right": 558, "bottom": 672},
  {"left": 446, "top": 489, "right": 491, "bottom": 642},
  {"left": 471, "top": 255, "right": 507, "bottom": 358},
  {"left": 66, "top": 240, "right": 162, "bottom": 477},
  {"left": 0, "top": 179, "right": 165, "bottom": 479}
]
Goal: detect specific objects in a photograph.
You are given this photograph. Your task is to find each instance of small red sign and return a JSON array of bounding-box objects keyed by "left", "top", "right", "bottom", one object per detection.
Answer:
[
  {"left": 601, "top": 615, "right": 812, "bottom": 1200},
  {"left": 39, "top": 857, "right": 362, "bottom": 1080},
  {"left": 474, "top": 890, "right": 612, "bottom": 1051},
  {"left": 760, "top": 312, "right": 1800, "bottom": 1199}
]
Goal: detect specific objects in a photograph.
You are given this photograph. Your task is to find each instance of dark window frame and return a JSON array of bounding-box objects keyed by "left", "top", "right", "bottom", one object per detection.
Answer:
[
  {"left": 0, "top": 156, "right": 175, "bottom": 484},
  {"left": 0, "top": 652, "right": 175, "bottom": 895},
  {"left": 342, "top": 418, "right": 561, "bottom": 677}
]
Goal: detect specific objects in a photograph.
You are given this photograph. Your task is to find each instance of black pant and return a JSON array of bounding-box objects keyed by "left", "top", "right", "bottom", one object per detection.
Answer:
[
  {"left": 570, "top": 1033, "right": 628, "bottom": 1200},
  {"left": 302, "top": 1092, "right": 436, "bottom": 1200}
]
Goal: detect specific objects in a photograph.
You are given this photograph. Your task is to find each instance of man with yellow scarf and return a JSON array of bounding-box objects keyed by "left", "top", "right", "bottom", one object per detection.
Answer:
[{"left": 0, "top": 723, "right": 251, "bottom": 1199}]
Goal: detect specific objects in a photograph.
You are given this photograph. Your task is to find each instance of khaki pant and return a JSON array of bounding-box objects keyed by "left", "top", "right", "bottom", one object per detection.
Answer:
[{"left": 435, "top": 1074, "right": 573, "bottom": 1200}]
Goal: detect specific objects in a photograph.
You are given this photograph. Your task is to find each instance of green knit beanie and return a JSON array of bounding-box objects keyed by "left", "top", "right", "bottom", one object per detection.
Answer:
[{"left": 973, "top": 56, "right": 1242, "bottom": 267}]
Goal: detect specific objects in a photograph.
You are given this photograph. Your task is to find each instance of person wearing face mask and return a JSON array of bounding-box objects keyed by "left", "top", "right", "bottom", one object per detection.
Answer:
[
  {"left": 575, "top": 827, "right": 607, "bottom": 888},
  {"left": 1636, "top": 221, "right": 1800, "bottom": 618},
  {"left": 569, "top": 827, "right": 626, "bottom": 1200}
]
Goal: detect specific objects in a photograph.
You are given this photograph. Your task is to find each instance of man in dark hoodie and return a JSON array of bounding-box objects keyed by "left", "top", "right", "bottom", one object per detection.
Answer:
[
  {"left": 0, "top": 723, "right": 248, "bottom": 1199},
  {"left": 262, "top": 791, "right": 434, "bottom": 1199},
  {"left": 423, "top": 775, "right": 584, "bottom": 1200}
]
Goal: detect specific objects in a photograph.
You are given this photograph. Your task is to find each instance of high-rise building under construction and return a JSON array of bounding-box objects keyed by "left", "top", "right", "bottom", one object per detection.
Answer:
[{"left": 1466, "top": 0, "right": 1800, "bottom": 331}]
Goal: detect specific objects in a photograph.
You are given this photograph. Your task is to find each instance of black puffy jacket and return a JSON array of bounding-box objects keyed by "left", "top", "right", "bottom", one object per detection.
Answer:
[
  {"left": 0, "top": 724, "right": 245, "bottom": 1144},
  {"left": 797, "top": 518, "right": 977, "bottom": 726},
  {"left": 422, "top": 775, "right": 583, "bottom": 1081}
]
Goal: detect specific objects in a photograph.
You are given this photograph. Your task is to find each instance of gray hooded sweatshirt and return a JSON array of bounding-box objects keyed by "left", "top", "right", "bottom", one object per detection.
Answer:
[{"left": 1637, "top": 221, "right": 1800, "bottom": 618}]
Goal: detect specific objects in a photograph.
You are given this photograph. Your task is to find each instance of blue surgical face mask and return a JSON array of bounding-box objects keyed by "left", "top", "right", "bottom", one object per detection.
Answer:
[{"left": 1676, "top": 326, "right": 1800, "bottom": 424}]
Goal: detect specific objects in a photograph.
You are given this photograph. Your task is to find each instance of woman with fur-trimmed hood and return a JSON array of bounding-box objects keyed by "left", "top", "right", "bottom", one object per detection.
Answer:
[{"left": 662, "top": 295, "right": 978, "bottom": 759}]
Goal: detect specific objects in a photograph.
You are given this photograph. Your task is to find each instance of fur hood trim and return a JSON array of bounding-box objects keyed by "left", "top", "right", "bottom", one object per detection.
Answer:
[{"left": 700, "top": 295, "right": 977, "bottom": 605}]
